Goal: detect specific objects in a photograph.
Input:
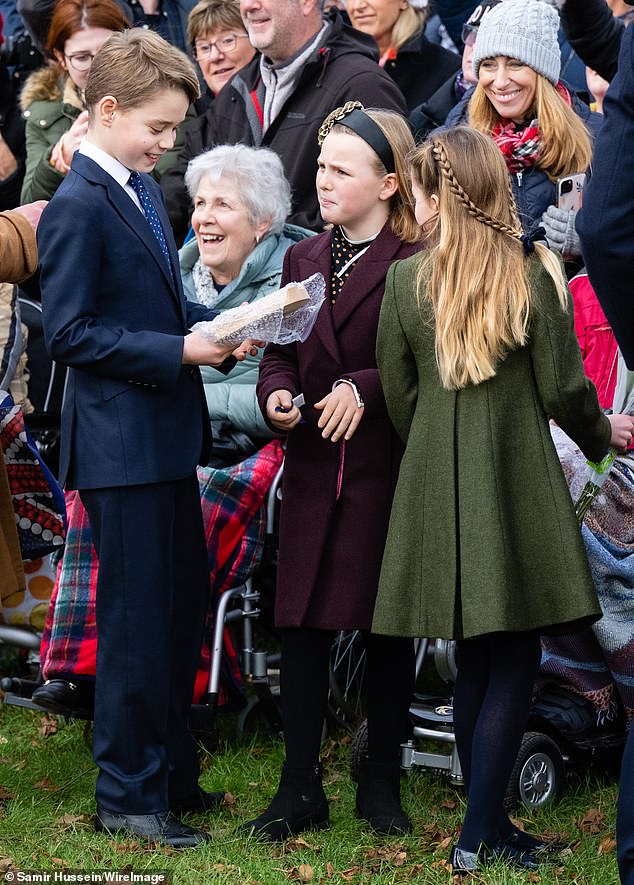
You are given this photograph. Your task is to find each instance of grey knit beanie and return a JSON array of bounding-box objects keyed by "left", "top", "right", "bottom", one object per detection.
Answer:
[{"left": 473, "top": 0, "right": 561, "bottom": 85}]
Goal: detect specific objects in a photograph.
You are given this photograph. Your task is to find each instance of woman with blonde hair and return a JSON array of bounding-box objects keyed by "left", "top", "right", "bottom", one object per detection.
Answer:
[
  {"left": 347, "top": 0, "right": 460, "bottom": 111},
  {"left": 444, "top": 0, "right": 599, "bottom": 260},
  {"left": 245, "top": 104, "right": 420, "bottom": 841},
  {"left": 373, "top": 126, "right": 634, "bottom": 874}
]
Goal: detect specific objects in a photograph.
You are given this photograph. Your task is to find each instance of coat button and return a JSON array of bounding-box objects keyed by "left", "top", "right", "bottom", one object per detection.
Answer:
[{"left": 39, "top": 119, "right": 47, "bottom": 126}]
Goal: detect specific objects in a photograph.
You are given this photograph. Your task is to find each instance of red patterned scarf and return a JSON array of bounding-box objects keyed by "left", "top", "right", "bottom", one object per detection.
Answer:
[{"left": 492, "top": 82, "right": 573, "bottom": 173}]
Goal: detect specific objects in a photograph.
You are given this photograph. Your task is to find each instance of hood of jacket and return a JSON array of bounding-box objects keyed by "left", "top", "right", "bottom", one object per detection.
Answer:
[
  {"left": 180, "top": 223, "right": 314, "bottom": 307},
  {"left": 20, "top": 65, "right": 63, "bottom": 110},
  {"left": 20, "top": 66, "right": 84, "bottom": 114}
]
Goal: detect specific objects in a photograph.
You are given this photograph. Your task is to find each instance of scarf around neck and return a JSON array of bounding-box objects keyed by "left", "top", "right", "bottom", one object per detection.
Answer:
[{"left": 491, "top": 81, "right": 573, "bottom": 174}]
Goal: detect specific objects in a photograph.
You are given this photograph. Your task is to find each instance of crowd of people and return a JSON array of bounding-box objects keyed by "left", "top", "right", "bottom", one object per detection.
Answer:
[{"left": 1, "top": 0, "right": 634, "bottom": 880}]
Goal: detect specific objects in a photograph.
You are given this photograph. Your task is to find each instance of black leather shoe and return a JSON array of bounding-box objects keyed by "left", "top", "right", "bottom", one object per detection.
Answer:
[
  {"left": 32, "top": 679, "right": 94, "bottom": 718},
  {"left": 505, "top": 829, "right": 567, "bottom": 857},
  {"left": 170, "top": 786, "right": 226, "bottom": 814},
  {"left": 450, "top": 841, "right": 540, "bottom": 876},
  {"left": 95, "top": 805, "right": 210, "bottom": 848}
]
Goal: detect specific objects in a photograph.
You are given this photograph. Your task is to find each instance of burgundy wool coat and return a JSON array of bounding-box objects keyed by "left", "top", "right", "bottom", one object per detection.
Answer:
[{"left": 256, "top": 224, "right": 420, "bottom": 630}]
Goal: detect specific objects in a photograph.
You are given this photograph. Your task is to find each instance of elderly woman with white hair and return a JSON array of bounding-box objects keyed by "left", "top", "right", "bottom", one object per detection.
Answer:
[
  {"left": 180, "top": 144, "right": 312, "bottom": 447},
  {"left": 347, "top": 0, "right": 460, "bottom": 111}
]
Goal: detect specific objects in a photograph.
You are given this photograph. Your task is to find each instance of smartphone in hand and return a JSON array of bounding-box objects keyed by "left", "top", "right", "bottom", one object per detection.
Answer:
[{"left": 557, "top": 173, "right": 586, "bottom": 212}]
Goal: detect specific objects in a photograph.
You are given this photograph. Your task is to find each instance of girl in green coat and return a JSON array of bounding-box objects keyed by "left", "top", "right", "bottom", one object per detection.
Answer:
[{"left": 375, "top": 127, "right": 634, "bottom": 875}]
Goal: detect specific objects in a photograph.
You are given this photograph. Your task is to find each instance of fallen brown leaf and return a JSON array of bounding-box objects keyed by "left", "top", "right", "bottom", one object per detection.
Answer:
[
  {"left": 441, "top": 799, "right": 458, "bottom": 810},
  {"left": 0, "top": 858, "right": 16, "bottom": 872},
  {"left": 33, "top": 777, "right": 56, "bottom": 791},
  {"left": 286, "top": 864, "right": 313, "bottom": 883},
  {"left": 526, "top": 874, "right": 541, "bottom": 883},
  {"left": 578, "top": 808, "right": 605, "bottom": 835},
  {"left": 223, "top": 791, "right": 236, "bottom": 805},
  {"left": 598, "top": 835, "right": 617, "bottom": 856},
  {"left": 55, "top": 813, "right": 92, "bottom": 827},
  {"left": 325, "top": 862, "right": 334, "bottom": 878},
  {"left": 0, "top": 786, "right": 16, "bottom": 802},
  {"left": 38, "top": 715, "right": 58, "bottom": 737}
]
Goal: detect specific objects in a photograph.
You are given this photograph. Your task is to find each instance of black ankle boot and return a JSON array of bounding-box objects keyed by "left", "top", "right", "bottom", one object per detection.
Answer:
[
  {"left": 355, "top": 762, "right": 412, "bottom": 835},
  {"left": 242, "top": 762, "right": 329, "bottom": 842}
]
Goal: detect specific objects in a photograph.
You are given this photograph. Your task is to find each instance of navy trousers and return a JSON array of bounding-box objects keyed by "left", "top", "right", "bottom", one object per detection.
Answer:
[
  {"left": 80, "top": 474, "right": 209, "bottom": 814},
  {"left": 618, "top": 725, "right": 634, "bottom": 884}
]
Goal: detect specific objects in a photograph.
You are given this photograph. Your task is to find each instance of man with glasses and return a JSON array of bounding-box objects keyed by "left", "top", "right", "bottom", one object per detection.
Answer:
[{"left": 160, "top": 0, "right": 406, "bottom": 243}]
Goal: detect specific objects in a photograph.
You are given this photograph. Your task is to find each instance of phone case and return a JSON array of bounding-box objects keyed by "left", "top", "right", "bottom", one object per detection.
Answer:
[{"left": 557, "top": 174, "right": 586, "bottom": 212}]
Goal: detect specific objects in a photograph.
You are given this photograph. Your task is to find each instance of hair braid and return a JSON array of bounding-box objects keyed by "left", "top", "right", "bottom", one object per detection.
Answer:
[{"left": 431, "top": 140, "right": 522, "bottom": 242}]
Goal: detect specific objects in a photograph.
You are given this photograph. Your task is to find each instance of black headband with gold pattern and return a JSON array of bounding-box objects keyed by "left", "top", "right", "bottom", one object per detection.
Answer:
[{"left": 318, "top": 101, "right": 396, "bottom": 174}]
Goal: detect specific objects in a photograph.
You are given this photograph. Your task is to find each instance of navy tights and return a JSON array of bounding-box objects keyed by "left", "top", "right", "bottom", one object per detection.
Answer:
[{"left": 453, "top": 630, "right": 542, "bottom": 852}]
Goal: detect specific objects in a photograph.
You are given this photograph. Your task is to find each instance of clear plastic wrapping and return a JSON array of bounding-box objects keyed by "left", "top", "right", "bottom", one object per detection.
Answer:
[{"left": 191, "top": 273, "right": 326, "bottom": 346}]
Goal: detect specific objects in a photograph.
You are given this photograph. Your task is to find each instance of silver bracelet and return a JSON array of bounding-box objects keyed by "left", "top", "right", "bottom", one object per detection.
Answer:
[{"left": 332, "top": 378, "right": 364, "bottom": 408}]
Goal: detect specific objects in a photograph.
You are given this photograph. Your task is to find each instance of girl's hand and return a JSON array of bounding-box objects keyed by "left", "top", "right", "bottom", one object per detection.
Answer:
[
  {"left": 315, "top": 384, "right": 364, "bottom": 442},
  {"left": 607, "top": 413, "right": 634, "bottom": 451},
  {"left": 266, "top": 390, "right": 302, "bottom": 431}
]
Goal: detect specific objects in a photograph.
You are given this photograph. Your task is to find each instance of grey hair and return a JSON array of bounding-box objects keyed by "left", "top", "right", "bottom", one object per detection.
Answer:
[{"left": 185, "top": 144, "right": 292, "bottom": 237}]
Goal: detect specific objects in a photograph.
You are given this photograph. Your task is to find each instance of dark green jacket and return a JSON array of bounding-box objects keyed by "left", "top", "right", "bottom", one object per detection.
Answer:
[{"left": 374, "top": 253, "right": 610, "bottom": 640}]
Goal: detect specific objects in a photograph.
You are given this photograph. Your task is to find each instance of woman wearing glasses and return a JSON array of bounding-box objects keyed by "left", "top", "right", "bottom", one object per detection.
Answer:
[
  {"left": 188, "top": 0, "right": 256, "bottom": 104},
  {"left": 19, "top": 0, "right": 130, "bottom": 203}
]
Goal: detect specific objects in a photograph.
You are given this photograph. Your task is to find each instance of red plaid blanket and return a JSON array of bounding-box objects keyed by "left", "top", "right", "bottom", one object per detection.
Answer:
[{"left": 40, "top": 441, "right": 283, "bottom": 705}]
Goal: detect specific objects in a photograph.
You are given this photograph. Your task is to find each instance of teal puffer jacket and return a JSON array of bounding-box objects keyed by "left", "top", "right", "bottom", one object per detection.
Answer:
[{"left": 179, "top": 223, "right": 314, "bottom": 439}]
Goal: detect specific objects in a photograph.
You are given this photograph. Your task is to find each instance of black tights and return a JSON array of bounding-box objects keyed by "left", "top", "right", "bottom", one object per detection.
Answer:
[
  {"left": 453, "top": 630, "right": 542, "bottom": 852},
  {"left": 280, "top": 627, "right": 415, "bottom": 770}
]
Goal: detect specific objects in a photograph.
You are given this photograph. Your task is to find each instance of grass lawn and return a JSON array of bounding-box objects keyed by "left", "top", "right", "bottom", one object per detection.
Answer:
[{"left": 0, "top": 691, "right": 622, "bottom": 885}]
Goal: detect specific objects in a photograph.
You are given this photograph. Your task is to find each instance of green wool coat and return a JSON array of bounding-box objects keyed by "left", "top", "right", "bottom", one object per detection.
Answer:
[{"left": 373, "top": 253, "right": 611, "bottom": 641}]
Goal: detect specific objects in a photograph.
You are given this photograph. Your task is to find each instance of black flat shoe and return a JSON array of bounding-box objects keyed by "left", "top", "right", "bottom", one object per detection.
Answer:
[
  {"left": 95, "top": 804, "right": 210, "bottom": 848},
  {"left": 450, "top": 841, "right": 540, "bottom": 876},
  {"left": 32, "top": 679, "right": 94, "bottom": 718},
  {"left": 170, "top": 786, "right": 226, "bottom": 814}
]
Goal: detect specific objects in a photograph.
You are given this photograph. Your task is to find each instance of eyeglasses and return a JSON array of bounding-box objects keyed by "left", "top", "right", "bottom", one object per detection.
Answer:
[
  {"left": 64, "top": 51, "right": 97, "bottom": 72},
  {"left": 194, "top": 34, "right": 250, "bottom": 59},
  {"left": 461, "top": 23, "right": 478, "bottom": 47}
]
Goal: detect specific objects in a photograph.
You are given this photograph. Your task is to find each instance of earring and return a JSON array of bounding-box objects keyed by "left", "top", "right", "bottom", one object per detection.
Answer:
[{"left": 255, "top": 234, "right": 260, "bottom": 245}]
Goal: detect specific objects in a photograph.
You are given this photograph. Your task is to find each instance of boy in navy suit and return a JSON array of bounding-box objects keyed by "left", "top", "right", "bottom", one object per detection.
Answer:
[{"left": 38, "top": 29, "right": 258, "bottom": 847}]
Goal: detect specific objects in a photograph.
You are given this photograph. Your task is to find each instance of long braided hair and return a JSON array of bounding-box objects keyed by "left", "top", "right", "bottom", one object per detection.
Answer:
[{"left": 411, "top": 127, "right": 568, "bottom": 390}]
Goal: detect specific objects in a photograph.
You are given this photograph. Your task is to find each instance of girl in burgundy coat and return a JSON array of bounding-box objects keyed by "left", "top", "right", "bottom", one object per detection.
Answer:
[{"left": 247, "top": 103, "right": 421, "bottom": 840}]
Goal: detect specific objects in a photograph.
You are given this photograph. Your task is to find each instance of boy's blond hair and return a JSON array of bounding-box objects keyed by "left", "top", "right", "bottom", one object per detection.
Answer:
[
  {"left": 85, "top": 29, "right": 200, "bottom": 116},
  {"left": 410, "top": 127, "right": 568, "bottom": 390}
]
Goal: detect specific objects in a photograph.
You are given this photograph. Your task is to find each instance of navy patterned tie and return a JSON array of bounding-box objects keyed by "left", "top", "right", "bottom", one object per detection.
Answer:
[{"left": 128, "top": 171, "right": 173, "bottom": 277}]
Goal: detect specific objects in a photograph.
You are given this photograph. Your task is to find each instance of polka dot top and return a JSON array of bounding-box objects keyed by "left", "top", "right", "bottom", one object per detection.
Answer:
[{"left": 329, "top": 225, "right": 378, "bottom": 304}]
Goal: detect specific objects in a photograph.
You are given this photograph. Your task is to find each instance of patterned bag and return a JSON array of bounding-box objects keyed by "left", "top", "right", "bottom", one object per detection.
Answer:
[{"left": 0, "top": 390, "right": 66, "bottom": 558}]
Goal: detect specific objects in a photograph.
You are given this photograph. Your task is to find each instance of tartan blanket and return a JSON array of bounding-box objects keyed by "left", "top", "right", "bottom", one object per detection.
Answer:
[
  {"left": 536, "top": 427, "right": 634, "bottom": 724},
  {"left": 40, "top": 440, "right": 283, "bottom": 705}
]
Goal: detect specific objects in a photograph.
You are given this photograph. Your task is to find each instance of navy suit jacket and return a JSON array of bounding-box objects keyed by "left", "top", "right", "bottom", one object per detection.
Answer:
[
  {"left": 577, "top": 23, "right": 634, "bottom": 369},
  {"left": 38, "top": 153, "right": 220, "bottom": 489}
]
